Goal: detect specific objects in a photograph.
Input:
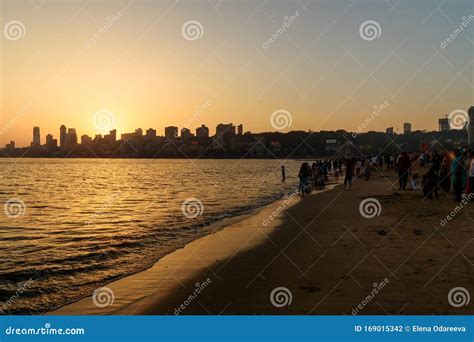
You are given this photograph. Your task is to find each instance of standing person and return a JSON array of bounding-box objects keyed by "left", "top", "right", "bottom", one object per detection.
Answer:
[
  {"left": 396, "top": 152, "right": 411, "bottom": 190},
  {"left": 469, "top": 151, "right": 474, "bottom": 195},
  {"left": 439, "top": 151, "right": 451, "bottom": 193},
  {"left": 298, "top": 162, "right": 310, "bottom": 196},
  {"left": 425, "top": 167, "right": 439, "bottom": 199},
  {"left": 281, "top": 165, "right": 285, "bottom": 181},
  {"left": 344, "top": 158, "right": 354, "bottom": 190},
  {"left": 432, "top": 150, "right": 441, "bottom": 176},
  {"left": 389, "top": 154, "right": 395, "bottom": 169},
  {"left": 451, "top": 150, "right": 467, "bottom": 201}
]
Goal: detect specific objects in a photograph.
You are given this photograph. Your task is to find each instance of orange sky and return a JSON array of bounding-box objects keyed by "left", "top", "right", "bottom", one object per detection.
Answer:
[{"left": 1, "top": 0, "right": 472, "bottom": 147}]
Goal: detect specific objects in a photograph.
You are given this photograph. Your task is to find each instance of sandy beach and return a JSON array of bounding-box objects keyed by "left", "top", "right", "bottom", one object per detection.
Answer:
[{"left": 50, "top": 166, "right": 473, "bottom": 315}]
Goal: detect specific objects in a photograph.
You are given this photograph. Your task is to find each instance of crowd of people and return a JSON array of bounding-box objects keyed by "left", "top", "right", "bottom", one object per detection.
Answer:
[
  {"left": 294, "top": 148, "right": 474, "bottom": 201},
  {"left": 296, "top": 159, "right": 344, "bottom": 196}
]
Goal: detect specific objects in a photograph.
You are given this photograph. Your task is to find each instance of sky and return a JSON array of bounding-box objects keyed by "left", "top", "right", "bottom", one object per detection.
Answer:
[{"left": 1, "top": 0, "right": 473, "bottom": 147}]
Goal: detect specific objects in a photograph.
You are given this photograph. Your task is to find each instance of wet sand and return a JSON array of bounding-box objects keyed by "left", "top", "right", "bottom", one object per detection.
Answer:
[{"left": 50, "top": 166, "right": 473, "bottom": 315}]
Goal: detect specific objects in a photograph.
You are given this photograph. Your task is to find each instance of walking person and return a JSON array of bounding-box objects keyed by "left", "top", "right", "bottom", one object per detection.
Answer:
[
  {"left": 396, "top": 152, "right": 411, "bottom": 190},
  {"left": 281, "top": 165, "right": 286, "bottom": 181},
  {"left": 344, "top": 158, "right": 354, "bottom": 190},
  {"left": 439, "top": 151, "right": 451, "bottom": 193}
]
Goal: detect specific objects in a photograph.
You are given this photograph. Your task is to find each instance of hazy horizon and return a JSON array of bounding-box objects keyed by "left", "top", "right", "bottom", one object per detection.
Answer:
[{"left": 1, "top": 0, "right": 473, "bottom": 146}]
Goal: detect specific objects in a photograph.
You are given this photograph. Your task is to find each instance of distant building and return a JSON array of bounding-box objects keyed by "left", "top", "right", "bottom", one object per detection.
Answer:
[
  {"left": 46, "top": 134, "right": 58, "bottom": 151},
  {"left": 216, "top": 123, "right": 235, "bottom": 137},
  {"left": 135, "top": 128, "right": 143, "bottom": 137},
  {"left": 60, "top": 125, "right": 67, "bottom": 151},
  {"left": 103, "top": 129, "right": 116, "bottom": 144},
  {"left": 196, "top": 125, "right": 209, "bottom": 138},
  {"left": 81, "top": 135, "right": 92, "bottom": 145},
  {"left": 386, "top": 127, "right": 394, "bottom": 135},
  {"left": 109, "top": 129, "right": 117, "bottom": 142},
  {"left": 468, "top": 107, "right": 474, "bottom": 145},
  {"left": 237, "top": 124, "right": 243, "bottom": 136},
  {"left": 439, "top": 117, "right": 450, "bottom": 131},
  {"left": 213, "top": 134, "right": 224, "bottom": 149},
  {"left": 32, "top": 126, "right": 40, "bottom": 145},
  {"left": 66, "top": 128, "right": 78, "bottom": 150},
  {"left": 165, "top": 126, "right": 178, "bottom": 139},
  {"left": 146, "top": 128, "right": 156, "bottom": 139},
  {"left": 5, "top": 141, "right": 15, "bottom": 150},
  {"left": 121, "top": 133, "right": 135, "bottom": 141},
  {"left": 181, "top": 128, "right": 192, "bottom": 142},
  {"left": 403, "top": 123, "right": 412, "bottom": 134}
]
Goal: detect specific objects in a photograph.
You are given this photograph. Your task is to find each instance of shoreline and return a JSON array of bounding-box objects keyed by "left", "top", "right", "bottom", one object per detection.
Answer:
[
  {"left": 49, "top": 168, "right": 473, "bottom": 315},
  {"left": 49, "top": 181, "right": 341, "bottom": 315}
]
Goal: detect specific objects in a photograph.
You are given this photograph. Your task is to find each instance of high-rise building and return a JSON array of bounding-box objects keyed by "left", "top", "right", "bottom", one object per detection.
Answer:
[
  {"left": 146, "top": 128, "right": 157, "bottom": 139},
  {"left": 66, "top": 128, "right": 78, "bottom": 150},
  {"left": 196, "top": 125, "right": 209, "bottom": 138},
  {"left": 181, "top": 128, "right": 192, "bottom": 142},
  {"left": 386, "top": 127, "right": 394, "bottom": 135},
  {"left": 32, "top": 126, "right": 41, "bottom": 145},
  {"left": 403, "top": 123, "right": 412, "bottom": 134},
  {"left": 216, "top": 123, "right": 235, "bottom": 137},
  {"left": 60, "top": 125, "right": 67, "bottom": 151},
  {"left": 46, "top": 134, "right": 53, "bottom": 145},
  {"left": 468, "top": 107, "right": 474, "bottom": 145},
  {"left": 165, "top": 126, "right": 178, "bottom": 139},
  {"left": 46, "top": 134, "right": 57, "bottom": 151},
  {"left": 438, "top": 117, "right": 450, "bottom": 131},
  {"left": 237, "top": 124, "right": 243, "bottom": 135}
]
